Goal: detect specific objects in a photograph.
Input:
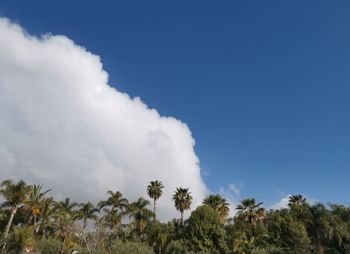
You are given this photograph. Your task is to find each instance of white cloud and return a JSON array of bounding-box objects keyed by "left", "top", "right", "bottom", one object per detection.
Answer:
[
  {"left": 0, "top": 18, "right": 208, "bottom": 221},
  {"left": 219, "top": 182, "right": 244, "bottom": 217},
  {"left": 269, "top": 195, "right": 291, "bottom": 210},
  {"left": 228, "top": 183, "right": 242, "bottom": 197}
]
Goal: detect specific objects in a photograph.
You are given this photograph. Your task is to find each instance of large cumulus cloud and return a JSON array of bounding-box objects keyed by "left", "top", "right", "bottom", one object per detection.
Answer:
[{"left": 0, "top": 18, "right": 208, "bottom": 220}]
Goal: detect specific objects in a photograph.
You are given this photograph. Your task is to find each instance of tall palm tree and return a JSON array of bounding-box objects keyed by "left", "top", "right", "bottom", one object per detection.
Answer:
[
  {"left": 98, "top": 190, "right": 129, "bottom": 213},
  {"left": 172, "top": 188, "right": 192, "bottom": 226},
  {"left": 0, "top": 179, "right": 29, "bottom": 243},
  {"left": 235, "top": 198, "right": 265, "bottom": 225},
  {"left": 77, "top": 202, "right": 98, "bottom": 229},
  {"left": 24, "top": 184, "right": 51, "bottom": 233},
  {"left": 147, "top": 180, "right": 164, "bottom": 223},
  {"left": 203, "top": 194, "right": 230, "bottom": 223},
  {"left": 128, "top": 197, "right": 154, "bottom": 240}
]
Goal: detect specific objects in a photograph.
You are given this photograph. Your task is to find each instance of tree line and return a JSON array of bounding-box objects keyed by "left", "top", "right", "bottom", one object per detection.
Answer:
[{"left": 0, "top": 179, "right": 349, "bottom": 254}]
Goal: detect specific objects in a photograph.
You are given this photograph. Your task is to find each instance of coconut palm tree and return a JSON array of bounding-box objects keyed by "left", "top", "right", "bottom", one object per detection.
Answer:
[
  {"left": 128, "top": 197, "right": 154, "bottom": 240},
  {"left": 147, "top": 180, "right": 164, "bottom": 223},
  {"left": 172, "top": 188, "right": 192, "bottom": 226},
  {"left": 77, "top": 202, "right": 98, "bottom": 229},
  {"left": 54, "top": 208, "right": 77, "bottom": 254},
  {"left": 203, "top": 194, "right": 230, "bottom": 223},
  {"left": 53, "top": 198, "right": 78, "bottom": 217},
  {"left": 38, "top": 197, "right": 55, "bottom": 238},
  {"left": 24, "top": 184, "right": 51, "bottom": 233},
  {"left": 235, "top": 198, "right": 265, "bottom": 225},
  {"left": 0, "top": 179, "right": 29, "bottom": 245},
  {"left": 98, "top": 190, "right": 129, "bottom": 213}
]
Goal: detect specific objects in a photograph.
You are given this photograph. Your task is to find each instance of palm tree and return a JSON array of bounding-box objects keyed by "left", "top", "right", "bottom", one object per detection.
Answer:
[
  {"left": 288, "top": 194, "right": 311, "bottom": 223},
  {"left": 172, "top": 188, "right": 192, "bottom": 226},
  {"left": 128, "top": 197, "right": 154, "bottom": 240},
  {"left": 38, "top": 197, "right": 55, "bottom": 238},
  {"left": 98, "top": 190, "right": 129, "bottom": 213},
  {"left": 24, "top": 184, "right": 51, "bottom": 233},
  {"left": 54, "top": 208, "right": 76, "bottom": 254},
  {"left": 235, "top": 198, "right": 265, "bottom": 225},
  {"left": 99, "top": 207, "right": 125, "bottom": 253},
  {"left": 52, "top": 198, "right": 79, "bottom": 254},
  {"left": 147, "top": 180, "right": 164, "bottom": 223},
  {"left": 54, "top": 198, "right": 78, "bottom": 217},
  {"left": 288, "top": 194, "right": 307, "bottom": 209},
  {"left": 77, "top": 202, "right": 98, "bottom": 229},
  {"left": 203, "top": 194, "right": 230, "bottom": 223},
  {"left": 0, "top": 179, "right": 29, "bottom": 243}
]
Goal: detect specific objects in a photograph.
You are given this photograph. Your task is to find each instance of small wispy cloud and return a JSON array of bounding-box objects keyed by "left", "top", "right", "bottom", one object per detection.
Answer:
[
  {"left": 269, "top": 194, "right": 317, "bottom": 210},
  {"left": 219, "top": 181, "right": 244, "bottom": 216}
]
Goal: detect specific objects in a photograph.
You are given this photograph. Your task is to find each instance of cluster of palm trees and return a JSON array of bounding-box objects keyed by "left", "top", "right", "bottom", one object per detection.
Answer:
[
  {"left": 0, "top": 179, "right": 208, "bottom": 253},
  {"left": 1, "top": 178, "right": 350, "bottom": 254}
]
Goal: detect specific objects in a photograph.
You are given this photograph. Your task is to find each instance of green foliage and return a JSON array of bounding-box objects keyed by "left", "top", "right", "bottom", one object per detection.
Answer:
[
  {"left": 1, "top": 179, "right": 350, "bottom": 254},
  {"left": 165, "top": 240, "right": 188, "bottom": 254},
  {"left": 109, "top": 240, "right": 153, "bottom": 254},
  {"left": 37, "top": 238, "right": 61, "bottom": 254},
  {"left": 147, "top": 222, "right": 173, "bottom": 253},
  {"left": 186, "top": 205, "right": 227, "bottom": 253},
  {"left": 4, "top": 226, "right": 35, "bottom": 253},
  {"left": 266, "top": 211, "right": 311, "bottom": 253},
  {"left": 203, "top": 194, "right": 230, "bottom": 223}
]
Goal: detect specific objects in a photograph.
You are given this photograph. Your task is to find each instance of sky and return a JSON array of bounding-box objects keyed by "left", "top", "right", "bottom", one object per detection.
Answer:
[{"left": 0, "top": 1, "right": 349, "bottom": 213}]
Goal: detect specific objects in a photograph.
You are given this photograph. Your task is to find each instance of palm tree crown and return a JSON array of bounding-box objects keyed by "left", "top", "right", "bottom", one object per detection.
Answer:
[
  {"left": 77, "top": 202, "right": 98, "bottom": 229},
  {"left": 288, "top": 194, "right": 308, "bottom": 208},
  {"left": 128, "top": 197, "right": 154, "bottom": 239},
  {"left": 203, "top": 194, "right": 230, "bottom": 223},
  {"left": 98, "top": 190, "right": 129, "bottom": 212},
  {"left": 24, "top": 184, "right": 51, "bottom": 233},
  {"left": 172, "top": 187, "right": 192, "bottom": 225},
  {"left": 236, "top": 198, "right": 265, "bottom": 225}
]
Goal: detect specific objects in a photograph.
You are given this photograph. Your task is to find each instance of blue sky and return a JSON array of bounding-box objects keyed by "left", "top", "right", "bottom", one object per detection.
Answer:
[{"left": 1, "top": 1, "right": 349, "bottom": 207}]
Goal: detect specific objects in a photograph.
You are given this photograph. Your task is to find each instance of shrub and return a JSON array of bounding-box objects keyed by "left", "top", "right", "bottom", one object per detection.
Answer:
[
  {"left": 109, "top": 240, "right": 153, "bottom": 254},
  {"left": 37, "top": 238, "right": 61, "bottom": 254}
]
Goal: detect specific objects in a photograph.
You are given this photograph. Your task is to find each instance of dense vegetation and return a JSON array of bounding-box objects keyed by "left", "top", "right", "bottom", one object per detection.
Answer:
[{"left": 0, "top": 179, "right": 349, "bottom": 254}]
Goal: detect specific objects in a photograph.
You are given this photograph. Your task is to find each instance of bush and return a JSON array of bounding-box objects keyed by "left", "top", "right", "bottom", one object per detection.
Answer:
[
  {"left": 186, "top": 205, "right": 227, "bottom": 253},
  {"left": 165, "top": 240, "right": 189, "bottom": 254},
  {"left": 4, "top": 226, "right": 35, "bottom": 253},
  {"left": 37, "top": 238, "right": 61, "bottom": 254},
  {"left": 109, "top": 241, "right": 153, "bottom": 254}
]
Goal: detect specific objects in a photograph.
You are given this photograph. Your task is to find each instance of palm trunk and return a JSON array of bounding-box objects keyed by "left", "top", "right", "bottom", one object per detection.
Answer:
[
  {"left": 33, "top": 215, "right": 39, "bottom": 234},
  {"left": 3, "top": 208, "right": 16, "bottom": 239},
  {"left": 2, "top": 207, "right": 17, "bottom": 252},
  {"left": 180, "top": 211, "right": 184, "bottom": 226},
  {"left": 83, "top": 218, "right": 87, "bottom": 229},
  {"left": 316, "top": 241, "right": 324, "bottom": 254},
  {"left": 153, "top": 199, "right": 156, "bottom": 223},
  {"left": 60, "top": 237, "right": 66, "bottom": 254}
]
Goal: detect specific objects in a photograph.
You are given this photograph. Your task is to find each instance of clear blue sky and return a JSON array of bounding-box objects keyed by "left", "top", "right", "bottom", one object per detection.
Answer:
[{"left": 1, "top": 1, "right": 349, "bottom": 206}]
